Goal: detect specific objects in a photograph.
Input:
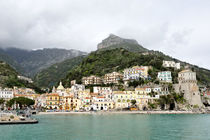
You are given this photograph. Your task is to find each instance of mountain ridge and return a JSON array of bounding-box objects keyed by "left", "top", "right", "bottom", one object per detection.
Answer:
[{"left": 0, "top": 47, "right": 87, "bottom": 77}]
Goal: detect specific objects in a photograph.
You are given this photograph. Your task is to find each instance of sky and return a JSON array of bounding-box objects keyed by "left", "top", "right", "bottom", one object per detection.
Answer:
[{"left": 0, "top": 0, "right": 209, "bottom": 69}]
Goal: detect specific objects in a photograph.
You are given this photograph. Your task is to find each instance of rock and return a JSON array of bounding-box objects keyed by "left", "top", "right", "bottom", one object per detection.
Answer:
[{"left": 97, "top": 34, "right": 139, "bottom": 49}]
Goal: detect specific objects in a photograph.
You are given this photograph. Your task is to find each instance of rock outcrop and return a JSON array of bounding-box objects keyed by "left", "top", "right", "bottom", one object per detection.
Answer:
[{"left": 97, "top": 34, "right": 139, "bottom": 50}]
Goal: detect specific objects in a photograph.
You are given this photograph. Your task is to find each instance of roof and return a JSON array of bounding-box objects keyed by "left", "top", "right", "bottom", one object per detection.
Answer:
[
  {"left": 47, "top": 93, "right": 59, "bottom": 96},
  {"left": 113, "top": 91, "right": 125, "bottom": 94},
  {"left": 97, "top": 96, "right": 105, "bottom": 98},
  {"left": 135, "top": 88, "right": 147, "bottom": 91},
  {"left": 64, "top": 95, "right": 73, "bottom": 98},
  {"left": 179, "top": 69, "right": 193, "bottom": 73},
  {"left": 57, "top": 82, "right": 65, "bottom": 90},
  {"left": 14, "top": 94, "right": 40, "bottom": 97}
]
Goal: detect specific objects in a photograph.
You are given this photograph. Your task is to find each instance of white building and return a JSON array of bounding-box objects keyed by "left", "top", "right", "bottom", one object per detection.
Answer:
[
  {"left": 123, "top": 66, "right": 150, "bottom": 80},
  {"left": 152, "top": 86, "right": 162, "bottom": 93},
  {"left": 93, "top": 87, "right": 112, "bottom": 94},
  {"left": 158, "top": 71, "right": 172, "bottom": 83},
  {"left": 123, "top": 66, "right": 150, "bottom": 81},
  {"left": 17, "top": 75, "right": 33, "bottom": 83},
  {"left": 92, "top": 96, "right": 114, "bottom": 111},
  {"left": 37, "top": 94, "right": 47, "bottom": 107},
  {"left": 0, "top": 88, "right": 14, "bottom": 100},
  {"left": 162, "top": 60, "right": 180, "bottom": 69},
  {"left": 71, "top": 84, "right": 85, "bottom": 91}
]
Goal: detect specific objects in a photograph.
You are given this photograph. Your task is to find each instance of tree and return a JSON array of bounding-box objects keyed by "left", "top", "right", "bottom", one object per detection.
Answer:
[
  {"left": 131, "top": 100, "right": 136, "bottom": 106},
  {"left": 6, "top": 99, "right": 15, "bottom": 108},
  {"left": 0, "top": 98, "right": 5, "bottom": 110},
  {"left": 6, "top": 97, "right": 35, "bottom": 109}
]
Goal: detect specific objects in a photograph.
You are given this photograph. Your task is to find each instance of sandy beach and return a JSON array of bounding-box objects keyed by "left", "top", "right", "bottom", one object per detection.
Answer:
[{"left": 38, "top": 110, "right": 202, "bottom": 115}]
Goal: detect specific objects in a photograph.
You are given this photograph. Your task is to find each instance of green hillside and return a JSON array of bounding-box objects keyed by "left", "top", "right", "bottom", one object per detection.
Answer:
[
  {"left": 61, "top": 48, "right": 210, "bottom": 87},
  {"left": 0, "top": 61, "right": 44, "bottom": 93},
  {"left": 34, "top": 55, "right": 85, "bottom": 88},
  {"left": 62, "top": 48, "right": 168, "bottom": 87},
  {"left": 0, "top": 51, "right": 23, "bottom": 73}
]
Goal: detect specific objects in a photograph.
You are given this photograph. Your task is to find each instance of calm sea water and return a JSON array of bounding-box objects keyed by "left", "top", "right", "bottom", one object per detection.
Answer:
[{"left": 0, "top": 114, "right": 210, "bottom": 140}]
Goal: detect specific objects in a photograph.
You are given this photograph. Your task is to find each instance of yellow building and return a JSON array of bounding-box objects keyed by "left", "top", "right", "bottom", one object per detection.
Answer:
[
  {"left": 113, "top": 91, "right": 132, "bottom": 109},
  {"left": 113, "top": 90, "right": 154, "bottom": 110},
  {"left": 72, "top": 99, "right": 82, "bottom": 111},
  {"left": 46, "top": 93, "right": 60, "bottom": 110},
  {"left": 63, "top": 96, "right": 74, "bottom": 111}
]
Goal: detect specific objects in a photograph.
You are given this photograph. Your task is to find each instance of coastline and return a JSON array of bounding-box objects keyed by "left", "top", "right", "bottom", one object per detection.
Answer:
[{"left": 38, "top": 110, "right": 204, "bottom": 115}]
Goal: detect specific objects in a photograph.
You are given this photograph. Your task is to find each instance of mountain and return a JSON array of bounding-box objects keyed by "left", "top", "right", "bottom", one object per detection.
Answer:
[
  {"left": 34, "top": 55, "right": 86, "bottom": 88},
  {"left": 0, "top": 61, "right": 44, "bottom": 93},
  {"left": 31, "top": 34, "right": 210, "bottom": 88},
  {"left": 0, "top": 50, "right": 23, "bottom": 73},
  {"left": 0, "top": 48, "right": 87, "bottom": 77},
  {"left": 61, "top": 48, "right": 210, "bottom": 87},
  {"left": 97, "top": 34, "right": 147, "bottom": 52}
]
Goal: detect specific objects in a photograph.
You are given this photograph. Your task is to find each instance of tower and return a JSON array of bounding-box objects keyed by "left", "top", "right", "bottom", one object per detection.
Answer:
[{"left": 178, "top": 69, "right": 203, "bottom": 107}]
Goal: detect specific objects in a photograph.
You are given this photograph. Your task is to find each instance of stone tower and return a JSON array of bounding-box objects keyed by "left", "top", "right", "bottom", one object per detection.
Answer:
[{"left": 178, "top": 69, "right": 203, "bottom": 107}]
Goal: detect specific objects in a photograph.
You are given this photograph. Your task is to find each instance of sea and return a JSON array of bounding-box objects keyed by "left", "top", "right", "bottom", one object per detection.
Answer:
[{"left": 0, "top": 114, "right": 210, "bottom": 140}]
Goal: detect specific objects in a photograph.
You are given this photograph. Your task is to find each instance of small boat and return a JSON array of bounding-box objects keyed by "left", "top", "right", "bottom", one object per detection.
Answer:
[{"left": 19, "top": 116, "right": 26, "bottom": 121}]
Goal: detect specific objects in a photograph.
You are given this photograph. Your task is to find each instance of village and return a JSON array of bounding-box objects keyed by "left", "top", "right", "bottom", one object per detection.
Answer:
[{"left": 0, "top": 60, "right": 209, "bottom": 112}]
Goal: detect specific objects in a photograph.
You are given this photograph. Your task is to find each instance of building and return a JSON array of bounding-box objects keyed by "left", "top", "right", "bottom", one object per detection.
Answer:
[
  {"left": 82, "top": 97, "right": 92, "bottom": 111},
  {"left": 175, "top": 69, "right": 203, "bottom": 107},
  {"left": 135, "top": 87, "right": 152, "bottom": 94},
  {"left": 37, "top": 94, "right": 47, "bottom": 108},
  {"left": 104, "top": 72, "right": 123, "bottom": 84},
  {"left": 93, "top": 87, "right": 112, "bottom": 100},
  {"left": 63, "top": 96, "right": 74, "bottom": 111},
  {"left": 72, "top": 99, "right": 82, "bottom": 111},
  {"left": 162, "top": 60, "right": 180, "bottom": 69},
  {"left": 13, "top": 87, "right": 36, "bottom": 95},
  {"left": 46, "top": 93, "right": 60, "bottom": 110},
  {"left": 123, "top": 66, "right": 150, "bottom": 81},
  {"left": 71, "top": 80, "right": 76, "bottom": 85},
  {"left": 92, "top": 96, "right": 114, "bottom": 111},
  {"left": 112, "top": 90, "right": 159, "bottom": 110},
  {"left": 78, "top": 90, "right": 91, "bottom": 100},
  {"left": 71, "top": 84, "right": 85, "bottom": 92},
  {"left": 93, "top": 87, "right": 112, "bottom": 95},
  {"left": 113, "top": 91, "right": 133, "bottom": 109},
  {"left": 0, "top": 87, "right": 14, "bottom": 100},
  {"left": 82, "top": 75, "right": 103, "bottom": 85},
  {"left": 17, "top": 75, "right": 33, "bottom": 83},
  {"left": 157, "top": 71, "right": 172, "bottom": 83}
]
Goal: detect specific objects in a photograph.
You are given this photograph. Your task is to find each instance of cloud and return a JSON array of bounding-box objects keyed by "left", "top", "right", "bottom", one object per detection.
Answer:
[{"left": 0, "top": 0, "right": 209, "bottom": 69}]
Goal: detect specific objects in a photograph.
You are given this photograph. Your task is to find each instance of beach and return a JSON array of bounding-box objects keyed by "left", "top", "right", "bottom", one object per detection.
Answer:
[{"left": 38, "top": 110, "right": 201, "bottom": 115}]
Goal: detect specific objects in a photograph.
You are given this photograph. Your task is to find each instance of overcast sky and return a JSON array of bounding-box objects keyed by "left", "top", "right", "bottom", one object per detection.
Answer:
[{"left": 0, "top": 0, "right": 209, "bottom": 69}]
